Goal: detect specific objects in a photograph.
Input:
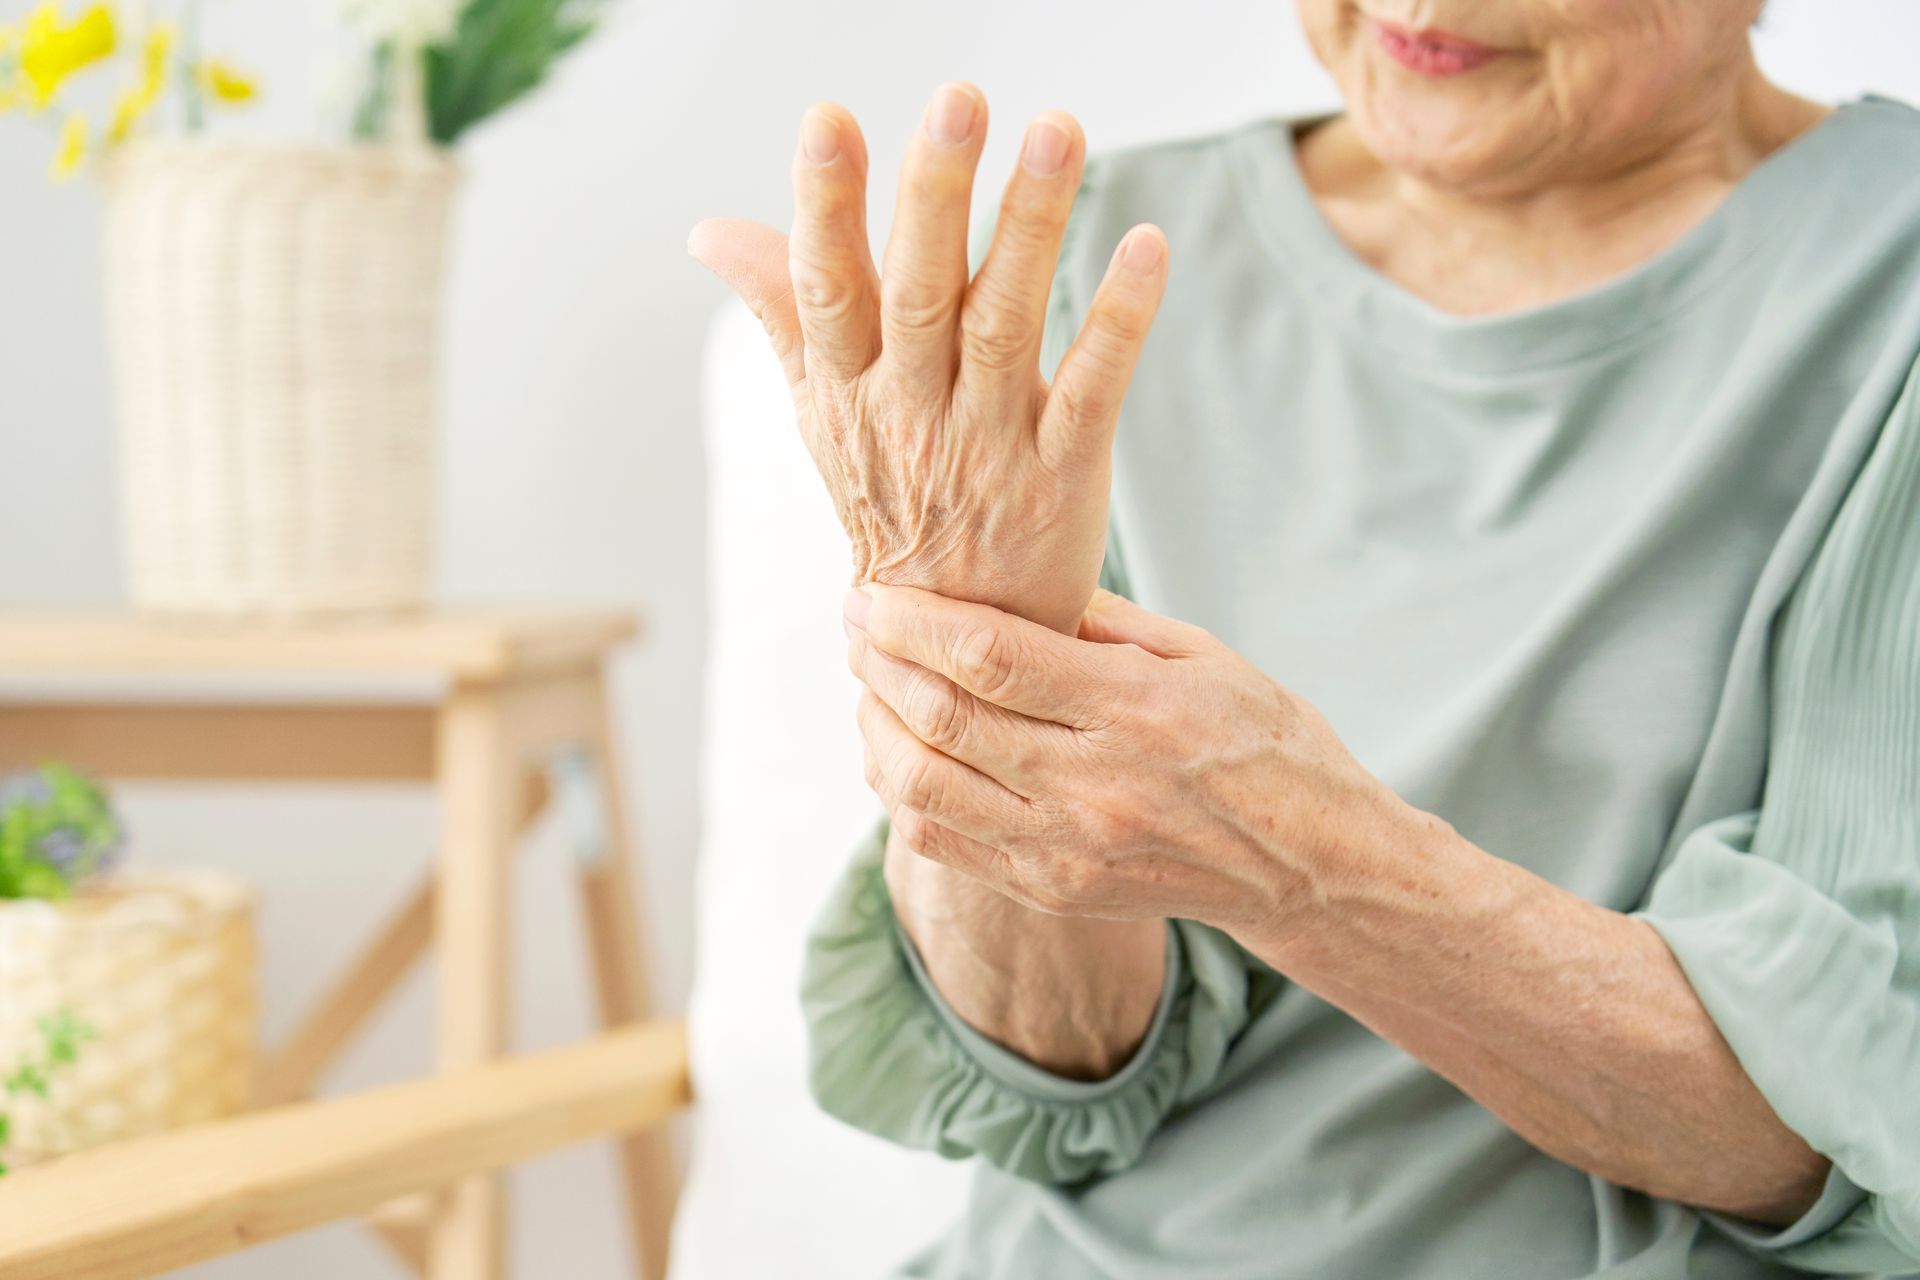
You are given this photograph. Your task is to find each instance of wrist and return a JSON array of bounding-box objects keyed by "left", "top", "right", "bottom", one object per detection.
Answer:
[
  {"left": 853, "top": 557, "right": 1096, "bottom": 637},
  {"left": 1243, "top": 789, "right": 1495, "bottom": 976},
  {"left": 884, "top": 825, "right": 1168, "bottom": 1078}
]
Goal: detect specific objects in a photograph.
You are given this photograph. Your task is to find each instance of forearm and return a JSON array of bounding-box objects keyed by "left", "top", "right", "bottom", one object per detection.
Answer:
[
  {"left": 885, "top": 825, "right": 1166, "bottom": 1079},
  {"left": 1248, "top": 808, "right": 1828, "bottom": 1225}
]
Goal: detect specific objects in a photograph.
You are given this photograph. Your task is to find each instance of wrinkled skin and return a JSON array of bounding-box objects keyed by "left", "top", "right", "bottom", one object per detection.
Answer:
[
  {"left": 690, "top": 84, "right": 1179, "bottom": 1081},
  {"left": 688, "top": 87, "right": 1168, "bottom": 635},
  {"left": 846, "top": 584, "right": 1412, "bottom": 932},
  {"left": 1299, "top": 0, "right": 1770, "bottom": 195},
  {"left": 688, "top": 10, "right": 1831, "bottom": 1223}
]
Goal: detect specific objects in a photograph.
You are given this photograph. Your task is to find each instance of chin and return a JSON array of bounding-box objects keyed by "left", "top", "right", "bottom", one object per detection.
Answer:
[{"left": 1347, "top": 86, "right": 1547, "bottom": 192}]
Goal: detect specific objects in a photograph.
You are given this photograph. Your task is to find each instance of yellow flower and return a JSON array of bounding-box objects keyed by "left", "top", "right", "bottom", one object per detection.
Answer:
[
  {"left": 198, "top": 60, "right": 256, "bottom": 105},
  {"left": 50, "top": 110, "right": 86, "bottom": 180},
  {"left": 107, "top": 25, "right": 173, "bottom": 144},
  {"left": 142, "top": 23, "right": 173, "bottom": 86},
  {"left": 1, "top": 21, "right": 27, "bottom": 115},
  {"left": 19, "top": 2, "right": 117, "bottom": 108},
  {"left": 106, "top": 84, "right": 140, "bottom": 141}
]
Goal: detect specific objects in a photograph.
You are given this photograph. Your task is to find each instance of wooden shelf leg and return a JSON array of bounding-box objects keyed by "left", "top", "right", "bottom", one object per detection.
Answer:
[
  {"left": 566, "top": 673, "right": 679, "bottom": 1280},
  {"left": 258, "top": 770, "right": 551, "bottom": 1114},
  {"left": 372, "top": 1191, "right": 445, "bottom": 1275},
  {"left": 430, "top": 680, "right": 522, "bottom": 1280}
]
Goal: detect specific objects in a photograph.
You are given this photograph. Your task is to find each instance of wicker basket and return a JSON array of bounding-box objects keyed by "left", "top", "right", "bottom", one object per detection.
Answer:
[
  {"left": 102, "top": 141, "right": 459, "bottom": 617},
  {"left": 0, "top": 871, "right": 257, "bottom": 1169}
]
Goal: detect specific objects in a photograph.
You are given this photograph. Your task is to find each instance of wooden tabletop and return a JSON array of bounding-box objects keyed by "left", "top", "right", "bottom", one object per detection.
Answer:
[{"left": 0, "top": 608, "right": 642, "bottom": 681}]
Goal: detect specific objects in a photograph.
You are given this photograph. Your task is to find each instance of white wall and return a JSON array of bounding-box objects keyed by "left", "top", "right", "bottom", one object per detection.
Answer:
[{"left": 0, "top": 2, "right": 1913, "bottom": 1275}]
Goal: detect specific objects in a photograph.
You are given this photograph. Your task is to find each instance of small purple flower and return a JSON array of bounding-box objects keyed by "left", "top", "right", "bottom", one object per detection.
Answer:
[
  {"left": 36, "top": 830, "right": 87, "bottom": 877},
  {"left": 0, "top": 765, "right": 125, "bottom": 895}
]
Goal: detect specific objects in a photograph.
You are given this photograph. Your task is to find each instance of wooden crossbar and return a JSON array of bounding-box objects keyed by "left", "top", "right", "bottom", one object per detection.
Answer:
[
  {"left": 0, "top": 1021, "right": 691, "bottom": 1280},
  {"left": 0, "top": 702, "right": 438, "bottom": 781}
]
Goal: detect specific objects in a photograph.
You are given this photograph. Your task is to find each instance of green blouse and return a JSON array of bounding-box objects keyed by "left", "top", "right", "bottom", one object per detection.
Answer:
[{"left": 801, "top": 98, "right": 1920, "bottom": 1279}]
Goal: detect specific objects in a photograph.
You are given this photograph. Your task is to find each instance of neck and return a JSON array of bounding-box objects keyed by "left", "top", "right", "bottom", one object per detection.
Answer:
[{"left": 1299, "top": 63, "right": 1831, "bottom": 315}]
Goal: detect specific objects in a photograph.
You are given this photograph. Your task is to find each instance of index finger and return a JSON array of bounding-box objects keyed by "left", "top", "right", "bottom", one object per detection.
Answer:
[
  {"left": 843, "top": 583, "right": 1139, "bottom": 728},
  {"left": 790, "top": 103, "right": 882, "bottom": 381}
]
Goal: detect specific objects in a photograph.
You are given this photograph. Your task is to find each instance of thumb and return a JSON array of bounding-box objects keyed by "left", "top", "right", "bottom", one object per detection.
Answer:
[
  {"left": 688, "top": 217, "right": 805, "bottom": 385},
  {"left": 1077, "top": 589, "right": 1214, "bottom": 658}
]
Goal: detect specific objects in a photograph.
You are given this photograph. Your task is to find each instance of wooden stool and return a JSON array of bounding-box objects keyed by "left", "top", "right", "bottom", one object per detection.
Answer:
[{"left": 0, "top": 610, "right": 678, "bottom": 1280}]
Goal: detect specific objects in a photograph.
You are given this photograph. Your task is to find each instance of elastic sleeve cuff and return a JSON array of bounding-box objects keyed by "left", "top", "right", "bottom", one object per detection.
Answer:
[
  {"left": 1701, "top": 1165, "right": 1866, "bottom": 1253},
  {"left": 1704, "top": 1176, "right": 1920, "bottom": 1276},
  {"left": 800, "top": 820, "right": 1255, "bottom": 1185}
]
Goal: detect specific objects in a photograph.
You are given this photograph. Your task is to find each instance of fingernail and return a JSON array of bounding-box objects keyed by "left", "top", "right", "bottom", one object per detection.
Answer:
[
  {"left": 800, "top": 108, "right": 841, "bottom": 165},
  {"left": 923, "top": 83, "right": 978, "bottom": 148},
  {"left": 1120, "top": 226, "right": 1164, "bottom": 273},
  {"left": 843, "top": 586, "right": 872, "bottom": 630},
  {"left": 1021, "top": 118, "right": 1071, "bottom": 177}
]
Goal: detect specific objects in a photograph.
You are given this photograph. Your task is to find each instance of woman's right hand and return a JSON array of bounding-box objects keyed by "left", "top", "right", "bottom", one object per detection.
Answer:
[{"left": 688, "top": 83, "right": 1168, "bottom": 635}]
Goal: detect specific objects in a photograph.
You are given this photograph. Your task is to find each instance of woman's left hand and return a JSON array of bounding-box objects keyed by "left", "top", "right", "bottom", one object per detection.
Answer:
[
  {"left": 847, "top": 581, "right": 1836, "bottom": 1223},
  {"left": 845, "top": 581, "right": 1431, "bottom": 933}
]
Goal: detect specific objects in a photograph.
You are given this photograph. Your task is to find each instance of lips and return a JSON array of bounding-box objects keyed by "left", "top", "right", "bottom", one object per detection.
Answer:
[{"left": 1371, "top": 17, "right": 1506, "bottom": 76}]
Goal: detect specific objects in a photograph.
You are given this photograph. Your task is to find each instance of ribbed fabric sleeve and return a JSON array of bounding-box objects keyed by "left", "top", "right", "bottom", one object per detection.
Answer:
[
  {"left": 1638, "top": 358, "right": 1920, "bottom": 1272},
  {"left": 800, "top": 821, "right": 1258, "bottom": 1185}
]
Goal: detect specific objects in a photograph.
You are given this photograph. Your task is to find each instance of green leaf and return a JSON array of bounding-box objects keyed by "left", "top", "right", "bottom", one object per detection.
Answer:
[
  {"left": 353, "top": 40, "right": 396, "bottom": 141},
  {"left": 423, "top": 0, "right": 609, "bottom": 145},
  {"left": 38, "top": 1010, "right": 94, "bottom": 1065},
  {"left": 13, "top": 861, "right": 69, "bottom": 902},
  {"left": 5, "top": 1064, "right": 49, "bottom": 1100},
  {"left": 0, "top": 763, "right": 122, "bottom": 899}
]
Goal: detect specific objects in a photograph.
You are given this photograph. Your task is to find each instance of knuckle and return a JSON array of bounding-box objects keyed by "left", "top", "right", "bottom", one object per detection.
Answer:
[
  {"left": 955, "top": 625, "right": 1020, "bottom": 700},
  {"left": 791, "top": 260, "right": 860, "bottom": 318},
  {"left": 796, "top": 168, "right": 862, "bottom": 219},
  {"left": 1048, "top": 852, "right": 1108, "bottom": 905},
  {"left": 1046, "top": 375, "right": 1105, "bottom": 430},
  {"left": 1019, "top": 877, "right": 1080, "bottom": 916},
  {"left": 897, "top": 755, "right": 946, "bottom": 815},
  {"left": 1085, "top": 795, "right": 1142, "bottom": 849},
  {"left": 896, "top": 810, "right": 965, "bottom": 870},
  {"left": 959, "top": 304, "right": 1032, "bottom": 373},
  {"left": 990, "top": 200, "right": 1062, "bottom": 255},
  {"left": 904, "top": 160, "right": 971, "bottom": 207},
  {"left": 892, "top": 807, "right": 931, "bottom": 855},
  {"left": 1091, "top": 298, "right": 1151, "bottom": 347},
  {"left": 908, "top": 675, "right": 970, "bottom": 752},
  {"left": 880, "top": 274, "right": 957, "bottom": 339}
]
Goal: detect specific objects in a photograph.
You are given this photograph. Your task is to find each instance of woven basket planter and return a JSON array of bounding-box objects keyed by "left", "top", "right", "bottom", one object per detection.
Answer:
[
  {"left": 102, "top": 141, "right": 459, "bottom": 617},
  {"left": 0, "top": 871, "right": 257, "bottom": 1169}
]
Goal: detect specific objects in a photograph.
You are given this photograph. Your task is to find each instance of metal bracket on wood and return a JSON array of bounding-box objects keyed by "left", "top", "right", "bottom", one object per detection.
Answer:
[{"left": 550, "top": 746, "right": 610, "bottom": 870}]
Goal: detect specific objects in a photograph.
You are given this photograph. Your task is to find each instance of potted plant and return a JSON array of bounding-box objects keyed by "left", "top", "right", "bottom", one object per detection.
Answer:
[
  {"left": 1, "top": 0, "right": 608, "bottom": 616},
  {"left": 0, "top": 764, "right": 256, "bottom": 1171}
]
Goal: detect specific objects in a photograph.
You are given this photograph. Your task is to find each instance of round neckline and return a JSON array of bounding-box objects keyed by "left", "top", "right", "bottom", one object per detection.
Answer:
[{"left": 1226, "top": 98, "right": 1897, "bottom": 377}]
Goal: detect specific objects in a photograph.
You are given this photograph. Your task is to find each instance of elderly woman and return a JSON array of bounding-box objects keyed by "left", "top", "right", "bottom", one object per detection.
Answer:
[{"left": 690, "top": 2, "right": 1920, "bottom": 1276}]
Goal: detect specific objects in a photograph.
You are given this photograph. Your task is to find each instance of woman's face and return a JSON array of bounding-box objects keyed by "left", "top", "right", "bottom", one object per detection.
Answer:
[{"left": 1297, "top": 1, "right": 1766, "bottom": 194}]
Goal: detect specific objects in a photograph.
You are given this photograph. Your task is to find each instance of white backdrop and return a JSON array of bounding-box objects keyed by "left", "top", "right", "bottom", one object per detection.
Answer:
[{"left": 0, "top": 2, "right": 1914, "bottom": 1275}]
